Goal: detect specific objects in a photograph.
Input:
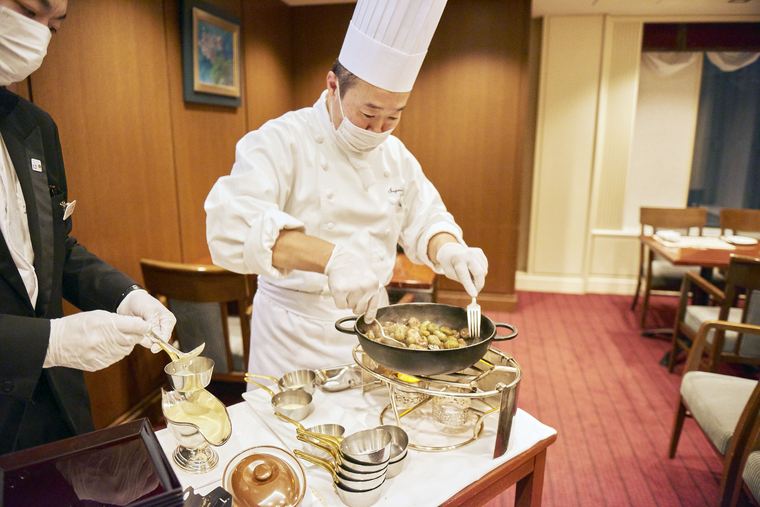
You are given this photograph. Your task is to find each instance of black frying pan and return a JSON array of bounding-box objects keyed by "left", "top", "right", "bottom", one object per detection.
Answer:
[{"left": 335, "top": 303, "right": 518, "bottom": 376}]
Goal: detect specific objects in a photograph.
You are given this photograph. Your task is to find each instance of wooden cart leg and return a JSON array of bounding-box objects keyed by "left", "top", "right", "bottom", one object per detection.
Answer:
[{"left": 515, "top": 449, "right": 547, "bottom": 507}]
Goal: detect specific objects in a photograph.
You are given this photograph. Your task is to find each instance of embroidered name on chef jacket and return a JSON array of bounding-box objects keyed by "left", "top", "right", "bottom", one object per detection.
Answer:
[{"left": 31, "top": 158, "right": 43, "bottom": 172}]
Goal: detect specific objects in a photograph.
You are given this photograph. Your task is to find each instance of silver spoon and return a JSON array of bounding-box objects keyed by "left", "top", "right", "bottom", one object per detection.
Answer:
[
  {"left": 149, "top": 330, "right": 205, "bottom": 361},
  {"left": 366, "top": 319, "right": 407, "bottom": 348}
]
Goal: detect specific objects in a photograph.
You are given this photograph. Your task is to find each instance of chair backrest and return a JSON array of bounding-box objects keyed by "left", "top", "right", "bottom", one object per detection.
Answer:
[
  {"left": 721, "top": 208, "right": 760, "bottom": 236},
  {"left": 720, "top": 256, "right": 760, "bottom": 356},
  {"left": 639, "top": 206, "right": 707, "bottom": 235},
  {"left": 140, "top": 258, "right": 255, "bottom": 381},
  {"left": 722, "top": 383, "right": 760, "bottom": 507}
]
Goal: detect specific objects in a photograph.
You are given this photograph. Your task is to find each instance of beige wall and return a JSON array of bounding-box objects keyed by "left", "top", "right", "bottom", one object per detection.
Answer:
[
  {"left": 522, "top": 14, "right": 760, "bottom": 295},
  {"left": 527, "top": 16, "right": 604, "bottom": 289}
]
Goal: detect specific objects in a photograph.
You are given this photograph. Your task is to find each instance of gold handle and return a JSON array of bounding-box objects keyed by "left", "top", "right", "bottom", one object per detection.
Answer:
[
  {"left": 294, "top": 449, "right": 336, "bottom": 476},
  {"left": 275, "top": 410, "right": 305, "bottom": 431},
  {"left": 242, "top": 377, "right": 276, "bottom": 397},
  {"left": 296, "top": 433, "right": 341, "bottom": 461}
]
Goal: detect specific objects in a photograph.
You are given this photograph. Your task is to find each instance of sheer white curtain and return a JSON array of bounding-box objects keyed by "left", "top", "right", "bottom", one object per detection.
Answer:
[
  {"left": 622, "top": 52, "right": 703, "bottom": 230},
  {"left": 706, "top": 52, "right": 760, "bottom": 72}
]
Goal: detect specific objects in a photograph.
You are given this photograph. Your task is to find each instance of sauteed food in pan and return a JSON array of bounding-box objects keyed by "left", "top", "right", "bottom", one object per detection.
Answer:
[{"left": 366, "top": 318, "right": 471, "bottom": 350}]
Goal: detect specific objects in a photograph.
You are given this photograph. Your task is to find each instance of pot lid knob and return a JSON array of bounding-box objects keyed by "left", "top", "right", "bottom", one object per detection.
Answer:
[{"left": 253, "top": 463, "right": 273, "bottom": 482}]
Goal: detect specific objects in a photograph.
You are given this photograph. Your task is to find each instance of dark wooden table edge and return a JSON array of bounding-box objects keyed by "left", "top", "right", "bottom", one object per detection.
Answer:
[
  {"left": 441, "top": 433, "right": 558, "bottom": 507},
  {"left": 640, "top": 235, "right": 760, "bottom": 268}
]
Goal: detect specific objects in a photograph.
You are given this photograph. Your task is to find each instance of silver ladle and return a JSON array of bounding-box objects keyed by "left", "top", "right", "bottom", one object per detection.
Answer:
[{"left": 149, "top": 330, "right": 205, "bottom": 361}]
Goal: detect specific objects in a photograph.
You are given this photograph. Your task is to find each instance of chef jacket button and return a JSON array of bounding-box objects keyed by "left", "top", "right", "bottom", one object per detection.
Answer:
[
  {"left": 1, "top": 380, "right": 14, "bottom": 393},
  {"left": 326, "top": 191, "right": 334, "bottom": 200},
  {"left": 383, "top": 170, "right": 390, "bottom": 178},
  {"left": 315, "top": 135, "right": 324, "bottom": 144},
  {"left": 326, "top": 222, "right": 335, "bottom": 230},
  {"left": 321, "top": 161, "right": 328, "bottom": 171},
  {"left": 385, "top": 228, "right": 391, "bottom": 235}
]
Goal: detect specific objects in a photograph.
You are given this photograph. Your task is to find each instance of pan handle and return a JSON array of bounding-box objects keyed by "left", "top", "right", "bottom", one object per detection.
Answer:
[
  {"left": 335, "top": 316, "right": 359, "bottom": 334},
  {"left": 492, "top": 323, "right": 518, "bottom": 341}
]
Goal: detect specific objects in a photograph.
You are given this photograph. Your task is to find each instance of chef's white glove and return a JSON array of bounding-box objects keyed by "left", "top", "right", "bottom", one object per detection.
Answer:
[
  {"left": 117, "top": 289, "right": 176, "bottom": 352},
  {"left": 435, "top": 242, "right": 488, "bottom": 298},
  {"left": 44, "top": 311, "right": 151, "bottom": 372},
  {"left": 325, "top": 243, "right": 383, "bottom": 322}
]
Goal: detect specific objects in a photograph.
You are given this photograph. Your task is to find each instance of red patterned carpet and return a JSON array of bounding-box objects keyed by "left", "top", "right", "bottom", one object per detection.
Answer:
[{"left": 482, "top": 291, "right": 755, "bottom": 507}]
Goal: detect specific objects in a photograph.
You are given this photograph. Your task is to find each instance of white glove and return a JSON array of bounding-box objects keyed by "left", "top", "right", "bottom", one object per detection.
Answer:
[
  {"left": 117, "top": 289, "right": 176, "bottom": 352},
  {"left": 435, "top": 242, "right": 488, "bottom": 297},
  {"left": 44, "top": 311, "right": 151, "bottom": 372},
  {"left": 325, "top": 243, "right": 384, "bottom": 322}
]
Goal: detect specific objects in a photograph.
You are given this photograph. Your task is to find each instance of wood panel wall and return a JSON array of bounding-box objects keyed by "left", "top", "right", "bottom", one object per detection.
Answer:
[
  {"left": 27, "top": 0, "right": 292, "bottom": 427},
  {"left": 30, "top": 0, "right": 183, "bottom": 428},
  {"left": 291, "top": 0, "right": 531, "bottom": 309},
  {"left": 164, "top": 0, "right": 248, "bottom": 263},
  {"left": 22, "top": 0, "right": 530, "bottom": 426}
]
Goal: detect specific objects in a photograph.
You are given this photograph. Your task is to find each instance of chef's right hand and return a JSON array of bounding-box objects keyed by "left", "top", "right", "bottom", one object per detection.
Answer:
[
  {"left": 325, "top": 243, "right": 383, "bottom": 322},
  {"left": 44, "top": 310, "right": 151, "bottom": 372}
]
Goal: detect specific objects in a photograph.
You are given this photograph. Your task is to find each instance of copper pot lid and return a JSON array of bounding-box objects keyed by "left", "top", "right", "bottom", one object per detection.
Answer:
[{"left": 223, "top": 446, "right": 306, "bottom": 507}]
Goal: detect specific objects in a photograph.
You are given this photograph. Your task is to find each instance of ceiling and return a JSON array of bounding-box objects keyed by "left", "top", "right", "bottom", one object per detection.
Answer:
[
  {"left": 279, "top": 0, "right": 353, "bottom": 5},
  {"left": 532, "top": 0, "right": 760, "bottom": 17},
  {"left": 278, "top": 0, "right": 760, "bottom": 17},
  {"left": 282, "top": 0, "right": 760, "bottom": 17}
]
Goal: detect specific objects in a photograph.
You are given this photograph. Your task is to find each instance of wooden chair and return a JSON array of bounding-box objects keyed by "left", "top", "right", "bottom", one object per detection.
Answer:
[
  {"left": 631, "top": 207, "right": 707, "bottom": 328},
  {"left": 669, "top": 319, "right": 760, "bottom": 506},
  {"left": 721, "top": 208, "right": 760, "bottom": 237},
  {"left": 140, "top": 259, "right": 255, "bottom": 382},
  {"left": 387, "top": 251, "right": 438, "bottom": 304},
  {"left": 669, "top": 255, "right": 760, "bottom": 373},
  {"left": 740, "top": 426, "right": 760, "bottom": 506}
]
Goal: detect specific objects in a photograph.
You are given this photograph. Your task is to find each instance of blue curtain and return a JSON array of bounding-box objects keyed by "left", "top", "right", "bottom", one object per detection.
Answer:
[{"left": 688, "top": 55, "right": 760, "bottom": 226}]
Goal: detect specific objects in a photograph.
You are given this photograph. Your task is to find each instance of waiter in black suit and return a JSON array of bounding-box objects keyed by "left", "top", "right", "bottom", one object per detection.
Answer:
[{"left": 0, "top": 0, "right": 176, "bottom": 453}]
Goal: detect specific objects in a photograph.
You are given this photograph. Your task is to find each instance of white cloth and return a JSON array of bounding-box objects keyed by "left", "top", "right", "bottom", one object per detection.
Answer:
[
  {"left": 154, "top": 393, "right": 557, "bottom": 505},
  {"left": 241, "top": 386, "right": 557, "bottom": 507},
  {"left": 246, "top": 280, "right": 390, "bottom": 377},
  {"left": 643, "top": 52, "right": 700, "bottom": 77},
  {"left": 0, "top": 134, "right": 38, "bottom": 307},
  {"left": 206, "top": 91, "right": 462, "bottom": 375},
  {"left": 707, "top": 52, "right": 760, "bottom": 72},
  {"left": 338, "top": 0, "right": 447, "bottom": 92}
]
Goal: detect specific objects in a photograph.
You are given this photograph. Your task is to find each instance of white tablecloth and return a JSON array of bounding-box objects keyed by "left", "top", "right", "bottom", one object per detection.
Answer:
[{"left": 156, "top": 386, "right": 556, "bottom": 506}]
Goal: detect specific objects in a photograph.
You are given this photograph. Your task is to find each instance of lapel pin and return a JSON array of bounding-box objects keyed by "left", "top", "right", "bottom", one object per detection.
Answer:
[
  {"left": 60, "top": 200, "right": 77, "bottom": 221},
  {"left": 31, "top": 158, "right": 43, "bottom": 173}
]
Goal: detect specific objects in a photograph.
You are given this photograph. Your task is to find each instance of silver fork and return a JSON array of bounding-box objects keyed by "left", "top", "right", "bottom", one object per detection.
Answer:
[{"left": 467, "top": 297, "right": 481, "bottom": 339}]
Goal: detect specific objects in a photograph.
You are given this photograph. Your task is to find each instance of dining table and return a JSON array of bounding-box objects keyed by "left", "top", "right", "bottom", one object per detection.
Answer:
[
  {"left": 155, "top": 384, "right": 558, "bottom": 506},
  {"left": 639, "top": 234, "right": 760, "bottom": 346},
  {"left": 641, "top": 235, "right": 760, "bottom": 271}
]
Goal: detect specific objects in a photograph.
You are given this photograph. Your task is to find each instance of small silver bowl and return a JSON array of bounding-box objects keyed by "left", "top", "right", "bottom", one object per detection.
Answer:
[{"left": 164, "top": 356, "right": 214, "bottom": 393}]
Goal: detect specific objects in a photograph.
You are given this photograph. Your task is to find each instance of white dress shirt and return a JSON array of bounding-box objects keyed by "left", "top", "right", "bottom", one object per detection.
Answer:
[{"left": 0, "top": 134, "right": 38, "bottom": 307}]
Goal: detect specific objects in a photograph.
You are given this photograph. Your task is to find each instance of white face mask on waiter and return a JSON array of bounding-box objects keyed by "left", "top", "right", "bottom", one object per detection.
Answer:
[
  {"left": 333, "top": 83, "right": 393, "bottom": 154},
  {"left": 0, "top": 6, "right": 52, "bottom": 87}
]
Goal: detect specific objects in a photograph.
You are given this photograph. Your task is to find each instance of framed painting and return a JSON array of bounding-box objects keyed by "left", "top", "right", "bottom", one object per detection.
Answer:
[{"left": 181, "top": 0, "right": 241, "bottom": 107}]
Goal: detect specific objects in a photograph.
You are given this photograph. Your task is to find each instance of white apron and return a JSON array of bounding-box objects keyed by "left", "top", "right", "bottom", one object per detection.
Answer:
[{"left": 247, "top": 279, "right": 389, "bottom": 378}]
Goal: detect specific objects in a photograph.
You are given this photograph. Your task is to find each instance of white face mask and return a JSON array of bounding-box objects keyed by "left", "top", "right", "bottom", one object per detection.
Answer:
[
  {"left": 0, "top": 6, "right": 52, "bottom": 87},
  {"left": 333, "top": 83, "right": 393, "bottom": 154}
]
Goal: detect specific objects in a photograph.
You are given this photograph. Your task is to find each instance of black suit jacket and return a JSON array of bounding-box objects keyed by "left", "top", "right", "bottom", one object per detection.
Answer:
[{"left": 0, "top": 88, "right": 137, "bottom": 454}]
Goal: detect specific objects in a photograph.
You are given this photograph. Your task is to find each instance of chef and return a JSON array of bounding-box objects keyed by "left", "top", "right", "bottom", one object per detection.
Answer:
[
  {"left": 205, "top": 0, "right": 487, "bottom": 376},
  {"left": 0, "top": 0, "right": 176, "bottom": 453}
]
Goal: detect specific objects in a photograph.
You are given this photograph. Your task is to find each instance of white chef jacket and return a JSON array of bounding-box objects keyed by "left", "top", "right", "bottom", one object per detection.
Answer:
[
  {"left": 205, "top": 91, "right": 463, "bottom": 376},
  {"left": 0, "top": 134, "right": 38, "bottom": 307}
]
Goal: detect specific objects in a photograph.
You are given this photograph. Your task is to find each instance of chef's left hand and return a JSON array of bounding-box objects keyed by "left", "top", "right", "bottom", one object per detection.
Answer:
[
  {"left": 117, "top": 289, "right": 176, "bottom": 352},
  {"left": 435, "top": 242, "right": 488, "bottom": 298}
]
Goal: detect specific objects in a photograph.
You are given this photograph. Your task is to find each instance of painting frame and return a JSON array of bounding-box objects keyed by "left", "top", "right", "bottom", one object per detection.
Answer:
[{"left": 181, "top": 0, "right": 241, "bottom": 107}]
